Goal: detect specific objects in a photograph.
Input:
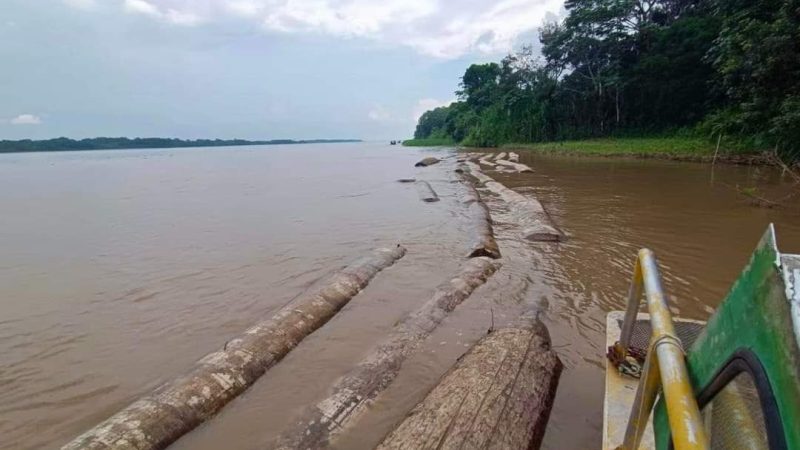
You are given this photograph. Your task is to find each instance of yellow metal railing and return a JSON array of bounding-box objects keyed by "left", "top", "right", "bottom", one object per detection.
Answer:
[{"left": 612, "top": 249, "right": 709, "bottom": 450}]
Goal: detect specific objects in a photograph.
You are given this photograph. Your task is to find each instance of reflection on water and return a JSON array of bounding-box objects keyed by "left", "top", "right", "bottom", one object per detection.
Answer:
[{"left": 1, "top": 145, "right": 799, "bottom": 449}]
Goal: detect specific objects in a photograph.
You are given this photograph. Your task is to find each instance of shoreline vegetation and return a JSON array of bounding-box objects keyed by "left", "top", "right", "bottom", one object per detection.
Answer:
[
  {"left": 404, "top": 136, "right": 769, "bottom": 164},
  {"left": 409, "top": 0, "right": 799, "bottom": 166},
  {"left": 0, "top": 137, "right": 361, "bottom": 154}
]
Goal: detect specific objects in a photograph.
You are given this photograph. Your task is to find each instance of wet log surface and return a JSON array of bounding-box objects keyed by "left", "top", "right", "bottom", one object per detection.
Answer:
[
  {"left": 465, "top": 162, "right": 563, "bottom": 242},
  {"left": 376, "top": 317, "right": 562, "bottom": 450},
  {"left": 459, "top": 173, "right": 501, "bottom": 259},
  {"left": 415, "top": 157, "right": 441, "bottom": 167},
  {"left": 63, "top": 246, "right": 407, "bottom": 450},
  {"left": 416, "top": 180, "right": 440, "bottom": 203},
  {"left": 271, "top": 257, "right": 500, "bottom": 450},
  {"left": 496, "top": 159, "right": 534, "bottom": 173}
]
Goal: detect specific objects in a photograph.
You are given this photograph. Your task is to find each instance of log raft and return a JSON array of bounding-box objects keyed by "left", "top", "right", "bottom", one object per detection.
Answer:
[
  {"left": 377, "top": 317, "right": 562, "bottom": 450},
  {"left": 465, "top": 162, "right": 563, "bottom": 242},
  {"left": 271, "top": 257, "right": 500, "bottom": 450},
  {"left": 63, "top": 246, "right": 407, "bottom": 450}
]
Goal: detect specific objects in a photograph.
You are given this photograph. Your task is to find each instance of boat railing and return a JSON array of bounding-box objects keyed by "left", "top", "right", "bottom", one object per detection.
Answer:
[{"left": 610, "top": 249, "right": 709, "bottom": 450}]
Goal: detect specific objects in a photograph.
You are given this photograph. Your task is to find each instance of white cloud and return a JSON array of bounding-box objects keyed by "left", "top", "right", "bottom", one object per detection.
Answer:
[
  {"left": 412, "top": 98, "right": 453, "bottom": 122},
  {"left": 105, "top": 0, "right": 564, "bottom": 58},
  {"left": 123, "top": 0, "right": 204, "bottom": 26},
  {"left": 10, "top": 114, "right": 42, "bottom": 125},
  {"left": 368, "top": 105, "right": 391, "bottom": 122},
  {"left": 62, "top": 0, "right": 97, "bottom": 10}
]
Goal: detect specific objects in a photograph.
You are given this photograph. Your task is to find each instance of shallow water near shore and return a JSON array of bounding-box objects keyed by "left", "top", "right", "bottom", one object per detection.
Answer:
[{"left": 1, "top": 143, "right": 799, "bottom": 449}]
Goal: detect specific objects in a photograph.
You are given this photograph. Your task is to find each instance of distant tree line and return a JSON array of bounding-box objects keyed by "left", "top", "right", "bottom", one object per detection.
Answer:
[
  {"left": 0, "top": 137, "right": 361, "bottom": 153},
  {"left": 414, "top": 0, "right": 800, "bottom": 161}
]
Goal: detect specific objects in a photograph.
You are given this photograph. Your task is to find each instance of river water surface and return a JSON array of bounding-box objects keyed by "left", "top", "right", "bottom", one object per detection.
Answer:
[{"left": 1, "top": 143, "right": 798, "bottom": 449}]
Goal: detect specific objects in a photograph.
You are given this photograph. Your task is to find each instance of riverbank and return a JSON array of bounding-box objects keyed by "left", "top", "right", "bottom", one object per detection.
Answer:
[
  {"left": 501, "top": 137, "right": 767, "bottom": 164},
  {"left": 401, "top": 138, "right": 455, "bottom": 147}
]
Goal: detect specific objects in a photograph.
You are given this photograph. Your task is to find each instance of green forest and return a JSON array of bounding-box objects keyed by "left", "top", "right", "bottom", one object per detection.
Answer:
[
  {"left": 412, "top": 0, "right": 800, "bottom": 162},
  {"left": 0, "top": 137, "right": 360, "bottom": 153}
]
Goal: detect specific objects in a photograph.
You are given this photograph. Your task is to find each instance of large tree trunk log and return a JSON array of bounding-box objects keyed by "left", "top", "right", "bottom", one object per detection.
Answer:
[
  {"left": 377, "top": 317, "right": 562, "bottom": 450},
  {"left": 508, "top": 152, "right": 520, "bottom": 162},
  {"left": 415, "top": 157, "right": 441, "bottom": 167},
  {"left": 63, "top": 246, "right": 407, "bottom": 450},
  {"left": 416, "top": 180, "right": 440, "bottom": 203},
  {"left": 465, "top": 162, "right": 563, "bottom": 242},
  {"left": 496, "top": 159, "right": 533, "bottom": 173},
  {"left": 494, "top": 152, "right": 508, "bottom": 161},
  {"left": 271, "top": 257, "right": 500, "bottom": 450},
  {"left": 460, "top": 175, "right": 501, "bottom": 259}
]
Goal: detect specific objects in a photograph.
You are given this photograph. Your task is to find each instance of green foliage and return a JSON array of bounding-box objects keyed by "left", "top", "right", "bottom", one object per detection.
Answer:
[
  {"left": 412, "top": 0, "right": 799, "bottom": 162},
  {"left": 402, "top": 137, "right": 455, "bottom": 147},
  {"left": 502, "top": 137, "right": 718, "bottom": 157}
]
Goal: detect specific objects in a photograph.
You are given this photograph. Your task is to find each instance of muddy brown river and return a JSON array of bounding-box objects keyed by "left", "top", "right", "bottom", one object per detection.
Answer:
[{"left": 1, "top": 143, "right": 799, "bottom": 449}]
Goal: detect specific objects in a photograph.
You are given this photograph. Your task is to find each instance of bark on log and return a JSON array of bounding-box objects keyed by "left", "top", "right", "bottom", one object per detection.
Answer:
[
  {"left": 271, "top": 257, "right": 500, "bottom": 450},
  {"left": 459, "top": 176, "right": 500, "bottom": 259},
  {"left": 377, "top": 318, "right": 562, "bottom": 450},
  {"left": 416, "top": 181, "right": 440, "bottom": 203},
  {"left": 496, "top": 159, "right": 533, "bottom": 173},
  {"left": 494, "top": 152, "right": 508, "bottom": 161},
  {"left": 415, "top": 157, "right": 441, "bottom": 167},
  {"left": 63, "top": 246, "right": 407, "bottom": 450},
  {"left": 465, "top": 162, "right": 563, "bottom": 242},
  {"left": 508, "top": 152, "right": 520, "bottom": 162}
]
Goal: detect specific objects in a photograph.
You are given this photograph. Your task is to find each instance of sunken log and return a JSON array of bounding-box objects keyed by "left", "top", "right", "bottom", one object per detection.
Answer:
[
  {"left": 465, "top": 162, "right": 563, "bottom": 242},
  {"left": 496, "top": 159, "right": 533, "bottom": 173},
  {"left": 415, "top": 157, "right": 441, "bottom": 167},
  {"left": 494, "top": 152, "right": 508, "bottom": 160},
  {"left": 63, "top": 246, "right": 407, "bottom": 450},
  {"left": 377, "top": 317, "right": 562, "bottom": 450},
  {"left": 271, "top": 257, "right": 500, "bottom": 450},
  {"left": 508, "top": 151, "right": 520, "bottom": 162},
  {"left": 460, "top": 176, "right": 500, "bottom": 259},
  {"left": 416, "top": 181, "right": 440, "bottom": 202}
]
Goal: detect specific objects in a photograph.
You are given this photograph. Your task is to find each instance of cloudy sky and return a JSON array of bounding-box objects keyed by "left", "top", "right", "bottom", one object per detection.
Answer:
[{"left": 1, "top": 0, "right": 563, "bottom": 140}]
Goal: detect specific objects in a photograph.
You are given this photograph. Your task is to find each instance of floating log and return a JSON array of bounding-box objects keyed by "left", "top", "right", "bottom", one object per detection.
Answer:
[
  {"left": 415, "top": 157, "right": 441, "bottom": 167},
  {"left": 459, "top": 176, "right": 500, "bottom": 259},
  {"left": 479, "top": 154, "right": 497, "bottom": 167},
  {"left": 416, "top": 180, "right": 440, "bottom": 203},
  {"left": 377, "top": 317, "right": 562, "bottom": 450},
  {"left": 63, "top": 246, "right": 407, "bottom": 450},
  {"left": 271, "top": 257, "right": 500, "bottom": 450},
  {"left": 397, "top": 178, "right": 416, "bottom": 183},
  {"left": 494, "top": 152, "right": 508, "bottom": 160},
  {"left": 496, "top": 159, "right": 533, "bottom": 173},
  {"left": 465, "top": 162, "right": 563, "bottom": 242},
  {"left": 509, "top": 151, "right": 520, "bottom": 162}
]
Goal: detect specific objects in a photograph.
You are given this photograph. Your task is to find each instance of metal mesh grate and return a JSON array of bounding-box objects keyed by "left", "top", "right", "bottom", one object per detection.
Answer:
[{"left": 618, "top": 319, "right": 706, "bottom": 351}]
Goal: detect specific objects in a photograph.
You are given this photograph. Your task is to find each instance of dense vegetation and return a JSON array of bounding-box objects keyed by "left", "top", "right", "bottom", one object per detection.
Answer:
[
  {"left": 0, "top": 137, "right": 360, "bottom": 153},
  {"left": 413, "top": 0, "right": 800, "bottom": 162}
]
